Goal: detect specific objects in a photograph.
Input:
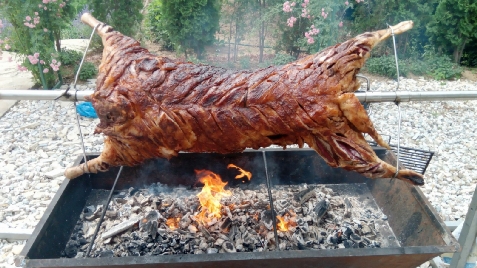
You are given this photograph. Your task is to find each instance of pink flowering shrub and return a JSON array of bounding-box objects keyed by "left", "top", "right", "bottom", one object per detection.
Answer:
[
  {"left": 277, "top": 0, "right": 360, "bottom": 58},
  {"left": 1, "top": 0, "right": 75, "bottom": 88}
]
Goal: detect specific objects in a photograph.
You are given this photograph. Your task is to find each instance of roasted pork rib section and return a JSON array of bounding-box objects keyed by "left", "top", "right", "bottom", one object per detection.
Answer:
[{"left": 64, "top": 14, "right": 423, "bottom": 186}]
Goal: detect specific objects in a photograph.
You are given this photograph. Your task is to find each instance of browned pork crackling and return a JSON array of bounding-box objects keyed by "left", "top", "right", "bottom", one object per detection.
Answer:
[{"left": 65, "top": 13, "right": 423, "bottom": 186}]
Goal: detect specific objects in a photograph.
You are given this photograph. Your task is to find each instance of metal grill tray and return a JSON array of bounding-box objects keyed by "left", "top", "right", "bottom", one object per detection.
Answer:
[
  {"left": 21, "top": 148, "right": 457, "bottom": 268},
  {"left": 367, "top": 141, "right": 434, "bottom": 175}
]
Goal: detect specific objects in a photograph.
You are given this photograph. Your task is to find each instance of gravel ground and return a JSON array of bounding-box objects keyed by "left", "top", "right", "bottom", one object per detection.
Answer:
[{"left": 0, "top": 77, "right": 476, "bottom": 267}]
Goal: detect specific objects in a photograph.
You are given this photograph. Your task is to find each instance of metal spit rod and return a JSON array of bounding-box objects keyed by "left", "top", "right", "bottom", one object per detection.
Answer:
[{"left": 1, "top": 89, "right": 477, "bottom": 103}]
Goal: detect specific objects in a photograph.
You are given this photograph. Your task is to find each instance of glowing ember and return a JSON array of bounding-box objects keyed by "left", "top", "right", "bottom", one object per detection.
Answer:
[
  {"left": 166, "top": 217, "right": 180, "bottom": 230},
  {"left": 195, "top": 169, "right": 232, "bottom": 225},
  {"left": 276, "top": 215, "right": 289, "bottom": 232},
  {"left": 227, "top": 164, "right": 252, "bottom": 181},
  {"left": 276, "top": 211, "right": 297, "bottom": 232}
]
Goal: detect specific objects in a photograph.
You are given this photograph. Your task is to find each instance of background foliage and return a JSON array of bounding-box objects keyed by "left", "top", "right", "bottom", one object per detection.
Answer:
[
  {"left": 146, "top": 0, "right": 221, "bottom": 59},
  {"left": 90, "top": 0, "right": 143, "bottom": 38},
  {"left": 0, "top": 0, "right": 78, "bottom": 88},
  {"left": 1, "top": 0, "right": 477, "bottom": 83}
]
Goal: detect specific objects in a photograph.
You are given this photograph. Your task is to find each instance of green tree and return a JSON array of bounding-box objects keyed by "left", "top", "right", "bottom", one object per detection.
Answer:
[
  {"left": 427, "top": 0, "right": 477, "bottom": 63},
  {"left": 1, "top": 0, "right": 78, "bottom": 89},
  {"left": 222, "top": 0, "right": 252, "bottom": 62},
  {"left": 151, "top": 0, "right": 221, "bottom": 59},
  {"left": 352, "top": 0, "right": 438, "bottom": 58},
  {"left": 273, "top": 0, "right": 356, "bottom": 59},
  {"left": 90, "top": 0, "right": 143, "bottom": 38}
]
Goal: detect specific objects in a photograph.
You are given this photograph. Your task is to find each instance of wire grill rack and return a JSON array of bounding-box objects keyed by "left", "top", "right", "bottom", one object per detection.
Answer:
[{"left": 368, "top": 141, "right": 434, "bottom": 175}]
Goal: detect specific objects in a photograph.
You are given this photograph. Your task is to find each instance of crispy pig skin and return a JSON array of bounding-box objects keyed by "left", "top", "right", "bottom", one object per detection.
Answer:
[{"left": 66, "top": 17, "right": 423, "bottom": 185}]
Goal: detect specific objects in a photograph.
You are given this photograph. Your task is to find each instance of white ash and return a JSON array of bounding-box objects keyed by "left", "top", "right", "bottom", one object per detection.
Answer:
[
  {"left": 0, "top": 78, "right": 476, "bottom": 263},
  {"left": 63, "top": 183, "right": 393, "bottom": 258}
]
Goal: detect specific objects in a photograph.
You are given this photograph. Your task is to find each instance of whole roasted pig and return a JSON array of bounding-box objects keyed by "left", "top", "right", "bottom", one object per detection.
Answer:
[{"left": 65, "top": 13, "right": 423, "bottom": 186}]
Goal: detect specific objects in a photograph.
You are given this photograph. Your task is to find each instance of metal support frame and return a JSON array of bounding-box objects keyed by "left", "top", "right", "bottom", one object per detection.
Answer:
[
  {"left": 2, "top": 89, "right": 477, "bottom": 103},
  {"left": 449, "top": 185, "right": 477, "bottom": 268}
]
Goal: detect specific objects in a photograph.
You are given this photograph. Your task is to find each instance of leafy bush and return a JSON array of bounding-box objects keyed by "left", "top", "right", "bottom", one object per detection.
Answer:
[
  {"left": 239, "top": 57, "right": 250, "bottom": 69},
  {"left": 272, "top": 53, "right": 296, "bottom": 66},
  {"left": 364, "top": 56, "right": 408, "bottom": 78},
  {"left": 60, "top": 49, "right": 82, "bottom": 66},
  {"left": 61, "top": 23, "right": 91, "bottom": 39},
  {"left": 1, "top": 0, "right": 78, "bottom": 88},
  {"left": 90, "top": 0, "right": 143, "bottom": 38},
  {"left": 144, "top": 0, "right": 174, "bottom": 51},
  {"left": 75, "top": 62, "right": 97, "bottom": 80},
  {"left": 423, "top": 53, "right": 462, "bottom": 80},
  {"left": 146, "top": 0, "right": 221, "bottom": 59},
  {"left": 405, "top": 59, "right": 427, "bottom": 76},
  {"left": 365, "top": 53, "right": 462, "bottom": 80}
]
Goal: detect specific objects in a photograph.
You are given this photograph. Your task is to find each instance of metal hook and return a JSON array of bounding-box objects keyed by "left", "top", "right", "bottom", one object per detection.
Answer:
[
  {"left": 387, "top": 23, "right": 402, "bottom": 179},
  {"left": 70, "top": 24, "right": 99, "bottom": 175},
  {"left": 55, "top": 23, "right": 99, "bottom": 100}
]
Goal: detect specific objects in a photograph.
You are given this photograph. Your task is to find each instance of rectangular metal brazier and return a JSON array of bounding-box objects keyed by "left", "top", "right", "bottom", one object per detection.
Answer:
[{"left": 21, "top": 148, "right": 459, "bottom": 268}]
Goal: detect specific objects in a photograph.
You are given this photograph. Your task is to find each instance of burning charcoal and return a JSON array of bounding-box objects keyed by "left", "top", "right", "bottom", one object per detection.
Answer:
[
  {"left": 344, "top": 198, "right": 352, "bottom": 218},
  {"left": 127, "top": 196, "right": 139, "bottom": 206},
  {"left": 294, "top": 187, "right": 316, "bottom": 205},
  {"left": 99, "top": 250, "right": 114, "bottom": 258},
  {"left": 106, "top": 210, "right": 118, "bottom": 219},
  {"left": 199, "top": 241, "right": 208, "bottom": 251},
  {"left": 179, "top": 213, "right": 192, "bottom": 229},
  {"left": 314, "top": 199, "right": 330, "bottom": 222},
  {"left": 361, "top": 224, "right": 372, "bottom": 235},
  {"left": 206, "top": 248, "right": 218, "bottom": 254},
  {"left": 265, "top": 231, "right": 275, "bottom": 245},
  {"left": 235, "top": 239, "right": 244, "bottom": 251},
  {"left": 101, "top": 218, "right": 139, "bottom": 240},
  {"left": 322, "top": 187, "right": 334, "bottom": 196},
  {"left": 139, "top": 210, "right": 161, "bottom": 238},
  {"left": 222, "top": 241, "right": 236, "bottom": 253},
  {"left": 64, "top": 241, "right": 78, "bottom": 258},
  {"left": 238, "top": 202, "right": 251, "bottom": 209},
  {"left": 162, "top": 198, "right": 173, "bottom": 208},
  {"left": 131, "top": 206, "right": 141, "bottom": 214},
  {"left": 113, "top": 198, "right": 127, "bottom": 206},
  {"left": 194, "top": 249, "right": 204, "bottom": 254},
  {"left": 78, "top": 238, "right": 88, "bottom": 246},
  {"left": 306, "top": 225, "right": 321, "bottom": 242},
  {"left": 342, "top": 227, "right": 353, "bottom": 239},
  {"left": 157, "top": 227, "right": 167, "bottom": 236},
  {"left": 224, "top": 206, "right": 233, "bottom": 219},
  {"left": 188, "top": 225, "right": 198, "bottom": 234},
  {"left": 220, "top": 217, "right": 232, "bottom": 232},
  {"left": 84, "top": 205, "right": 103, "bottom": 221},
  {"left": 127, "top": 187, "right": 138, "bottom": 196},
  {"left": 199, "top": 225, "right": 211, "bottom": 239},
  {"left": 350, "top": 233, "right": 361, "bottom": 241},
  {"left": 214, "top": 238, "right": 225, "bottom": 247},
  {"left": 329, "top": 196, "right": 344, "bottom": 208},
  {"left": 260, "top": 210, "right": 275, "bottom": 230},
  {"left": 327, "top": 234, "right": 338, "bottom": 245},
  {"left": 253, "top": 199, "right": 269, "bottom": 210},
  {"left": 207, "top": 217, "right": 218, "bottom": 227},
  {"left": 343, "top": 240, "right": 355, "bottom": 248},
  {"left": 358, "top": 240, "right": 369, "bottom": 248}
]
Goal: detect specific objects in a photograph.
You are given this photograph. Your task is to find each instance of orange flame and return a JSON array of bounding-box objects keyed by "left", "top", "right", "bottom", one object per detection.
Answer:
[
  {"left": 276, "top": 212, "right": 297, "bottom": 232},
  {"left": 227, "top": 164, "right": 252, "bottom": 181},
  {"left": 166, "top": 217, "right": 180, "bottom": 230},
  {"left": 195, "top": 169, "right": 232, "bottom": 225},
  {"left": 276, "top": 215, "right": 289, "bottom": 232}
]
